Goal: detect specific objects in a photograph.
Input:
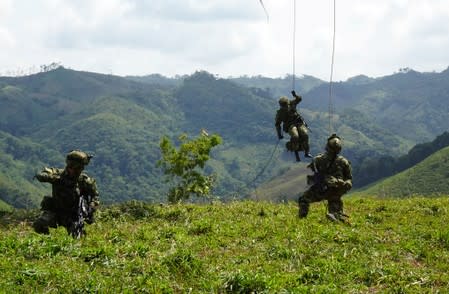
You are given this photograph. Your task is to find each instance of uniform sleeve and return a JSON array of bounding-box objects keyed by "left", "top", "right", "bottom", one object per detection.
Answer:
[
  {"left": 343, "top": 159, "right": 352, "bottom": 182},
  {"left": 83, "top": 176, "right": 100, "bottom": 206},
  {"left": 34, "top": 167, "right": 61, "bottom": 183},
  {"left": 275, "top": 110, "right": 282, "bottom": 127},
  {"left": 290, "top": 95, "right": 302, "bottom": 107}
]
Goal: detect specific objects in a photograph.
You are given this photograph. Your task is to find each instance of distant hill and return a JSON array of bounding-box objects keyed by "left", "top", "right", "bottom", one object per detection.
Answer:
[
  {"left": 305, "top": 67, "right": 449, "bottom": 142},
  {"left": 353, "top": 131, "right": 449, "bottom": 188},
  {"left": 125, "top": 73, "right": 184, "bottom": 87},
  {"left": 1, "top": 66, "right": 448, "bottom": 208},
  {"left": 230, "top": 74, "right": 325, "bottom": 98},
  {"left": 248, "top": 164, "right": 309, "bottom": 202},
  {"left": 353, "top": 146, "right": 449, "bottom": 197}
]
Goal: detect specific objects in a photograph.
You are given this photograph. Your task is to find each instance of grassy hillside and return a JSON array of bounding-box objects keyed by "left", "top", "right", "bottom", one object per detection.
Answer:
[
  {"left": 353, "top": 146, "right": 449, "bottom": 198},
  {"left": 1, "top": 197, "right": 448, "bottom": 292}
]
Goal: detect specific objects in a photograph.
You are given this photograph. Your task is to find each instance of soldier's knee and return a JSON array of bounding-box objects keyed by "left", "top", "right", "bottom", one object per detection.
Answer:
[
  {"left": 33, "top": 211, "right": 57, "bottom": 234},
  {"left": 297, "top": 193, "right": 310, "bottom": 217},
  {"left": 33, "top": 219, "right": 50, "bottom": 234}
]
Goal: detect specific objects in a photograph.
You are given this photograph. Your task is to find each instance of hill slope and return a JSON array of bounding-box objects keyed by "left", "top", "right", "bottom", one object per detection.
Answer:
[
  {"left": 1, "top": 66, "right": 448, "bottom": 207},
  {"left": 1, "top": 197, "right": 448, "bottom": 292},
  {"left": 353, "top": 146, "right": 449, "bottom": 197},
  {"left": 305, "top": 68, "right": 449, "bottom": 142}
]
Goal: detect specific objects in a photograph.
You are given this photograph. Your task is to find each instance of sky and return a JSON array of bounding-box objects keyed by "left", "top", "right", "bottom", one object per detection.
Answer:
[{"left": 1, "top": 0, "right": 448, "bottom": 81}]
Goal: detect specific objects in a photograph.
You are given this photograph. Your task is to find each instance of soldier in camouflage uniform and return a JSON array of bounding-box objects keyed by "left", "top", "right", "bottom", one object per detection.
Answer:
[
  {"left": 298, "top": 134, "right": 352, "bottom": 221},
  {"left": 275, "top": 90, "right": 311, "bottom": 161},
  {"left": 33, "top": 150, "right": 99, "bottom": 235}
]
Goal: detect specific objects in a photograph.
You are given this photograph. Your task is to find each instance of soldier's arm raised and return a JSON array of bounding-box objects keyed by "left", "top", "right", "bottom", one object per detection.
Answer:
[{"left": 291, "top": 90, "right": 302, "bottom": 105}]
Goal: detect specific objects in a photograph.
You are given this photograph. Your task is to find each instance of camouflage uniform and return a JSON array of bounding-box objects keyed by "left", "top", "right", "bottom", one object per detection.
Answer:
[
  {"left": 275, "top": 91, "right": 311, "bottom": 161},
  {"left": 33, "top": 150, "right": 99, "bottom": 235},
  {"left": 298, "top": 134, "right": 352, "bottom": 221}
]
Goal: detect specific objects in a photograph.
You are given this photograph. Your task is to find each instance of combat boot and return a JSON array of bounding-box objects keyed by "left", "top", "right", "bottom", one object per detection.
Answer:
[
  {"left": 298, "top": 201, "right": 309, "bottom": 218},
  {"left": 294, "top": 151, "right": 301, "bottom": 162},
  {"left": 304, "top": 151, "right": 313, "bottom": 158},
  {"left": 326, "top": 213, "right": 338, "bottom": 222},
  {"left": 33, "top": 219, "right": 50, "bottom": 234},
  {"left": 326, "top": 212, "right": 350, "bottom": 223}
]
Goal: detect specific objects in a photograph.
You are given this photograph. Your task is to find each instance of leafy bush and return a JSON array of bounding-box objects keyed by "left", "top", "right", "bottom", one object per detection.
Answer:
[{"left": 158, "top": 131, "right": 222, "bottom": 203}]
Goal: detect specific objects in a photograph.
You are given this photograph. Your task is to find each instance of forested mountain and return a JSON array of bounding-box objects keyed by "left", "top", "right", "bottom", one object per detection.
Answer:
[
  {"left": 353, "top": 131, "right": 449, "bottom": 188},
  {"left": 305, "top": 67, "right": 449, "bottom": 142},
  {"left": 1, "top": 66, "right": 448, "bottom": 208},
  {"left": 230, "top": 74, "right": 325, "bottom": 98},
  {"left": 352, "top": 145, "right": 449, "bottom": 197}
]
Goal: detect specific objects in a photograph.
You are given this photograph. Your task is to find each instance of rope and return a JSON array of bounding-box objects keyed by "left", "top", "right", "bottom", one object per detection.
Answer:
[
  {"left": 252, "top": 139, "right": 281, "bottom": 199},
  {"left": 328, "top": 0, "right": 336, "bottom": 135},
  {"left": 259, "top": 0, "right": 269, "bottom": 22},
  {"left": 250, "top": 139, "right": 281, "bottom": 186},
  {"left": 227, "top": 139, "right": 281, "bottom": 199},
  {"left": 292, "top": 0, "right": 297, "bottom": 91}
]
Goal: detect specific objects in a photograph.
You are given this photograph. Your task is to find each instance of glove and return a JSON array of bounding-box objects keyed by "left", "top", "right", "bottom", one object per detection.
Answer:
[
  {"left": 324, "top": 176, "right": 339, "bottom": 188},
  {"left": 343, "top": 180, "right": 352, "bottom": 190},
  {"left": 291, "top": 90, "right": 297, "bottom": 97}
]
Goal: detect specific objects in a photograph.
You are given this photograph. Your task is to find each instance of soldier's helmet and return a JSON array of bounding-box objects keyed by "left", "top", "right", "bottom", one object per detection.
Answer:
[
  {"left": 326, "top": 134, "right": 342, "bottom": 154},
  {"left": 278, "top": 96, "right": 289, "bottom": 107},
  {"left": 66, "top": 150, "right": 92, "bottom": 169}
]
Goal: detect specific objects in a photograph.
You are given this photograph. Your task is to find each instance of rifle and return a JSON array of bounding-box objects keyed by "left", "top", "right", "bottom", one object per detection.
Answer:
[
  {"left": 306, "top": 161, "right": 327, "bottom": 193},
  {"left": 69, "top": 194, "right": 93, "bottom": 239}
]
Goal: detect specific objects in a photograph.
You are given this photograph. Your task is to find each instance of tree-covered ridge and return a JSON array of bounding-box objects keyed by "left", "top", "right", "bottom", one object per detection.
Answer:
[
  {"left": 0, "top": 131, "right": 61, "bottom": 208},
  {"left": 353, "top": 145, "right": 449, "bottom": 197},
  {"left": 353, "top": 131, "right": 449, "bottom": 188},
  {"left": 0, "top": 66, "right": 448, "bottom": 208},
  {"left": 305, "top": 67, "right": 449, "bottom": 142}
]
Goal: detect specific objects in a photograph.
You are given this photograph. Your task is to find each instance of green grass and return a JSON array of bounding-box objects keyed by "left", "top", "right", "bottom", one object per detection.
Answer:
[
  {"left": 1, "top": 197, "right": 449, "bottom": 292},
  {"left": 354, "top": 146, "right": 449, "bottom": 198},
  {"left": 0, "top": 198, "right": 12, "bottom": 211}
]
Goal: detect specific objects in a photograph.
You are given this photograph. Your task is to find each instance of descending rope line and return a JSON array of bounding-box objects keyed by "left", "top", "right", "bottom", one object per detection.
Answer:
[
  {"left": 227, "top": 139, "right": 281, "bottom": 199},
  {"left": 328, "top": 0, "right": 337, "bottom": 134},
  {"left": 252, "top": 139, "right": 281, "bottom": 199},
  {"left": 259, "top": 0, "right": 269, "bottom": 22},
  {"left": 292, "top": 0, "right": 297, "bottom": 91},
  {"left": 250, "top": 139, "right": 281, "bottom": 186}
]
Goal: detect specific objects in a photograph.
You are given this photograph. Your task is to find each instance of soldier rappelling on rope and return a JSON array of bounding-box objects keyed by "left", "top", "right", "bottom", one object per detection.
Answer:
[{"left": 275, "top": 90, "right": 312, "bottom": 162}]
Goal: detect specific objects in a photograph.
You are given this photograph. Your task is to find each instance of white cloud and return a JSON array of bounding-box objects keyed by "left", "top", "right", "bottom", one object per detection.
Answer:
[{"left": 1, "top": 0, "right": 448, "bottom": 80}]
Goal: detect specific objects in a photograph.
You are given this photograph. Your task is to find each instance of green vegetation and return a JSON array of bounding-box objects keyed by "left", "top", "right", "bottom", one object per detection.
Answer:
[
  {"left": 158, "top": 132, "right": 223, "bottom": 203},
  {"left": 1, "top": 197, "right": 448, "bottom": 292},
  {"left": 353, "top": 131, "right": 449, "bottom": 188},
  {"left": 1, "top": 67, "right": 449, "bottom": 207},
  {"left": 353, "top": 146, "right": 449, "bottom": 198},
  {"left": 0, "top": 198, "right": 11, "bottom": 211}
]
